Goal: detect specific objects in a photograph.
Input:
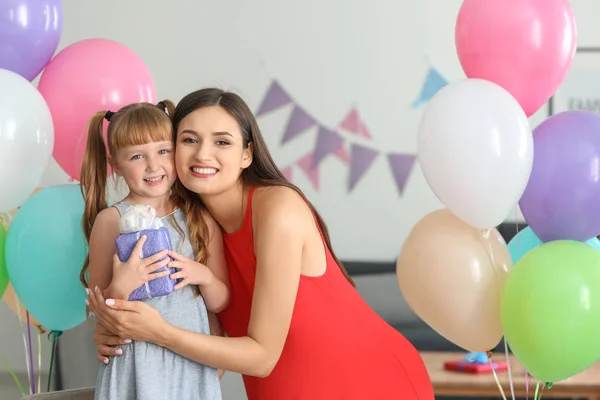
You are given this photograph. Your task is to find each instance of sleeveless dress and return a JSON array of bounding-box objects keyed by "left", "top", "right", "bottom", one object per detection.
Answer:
[
  {"left": 217, "top": 187, "right": 435, "bottom": 400},
  {"left": 94, "top": 202, "right": 222, "bottom": 400}
]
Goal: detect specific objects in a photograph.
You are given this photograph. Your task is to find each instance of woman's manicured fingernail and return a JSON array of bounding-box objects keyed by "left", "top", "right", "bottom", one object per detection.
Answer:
[
  {"left": 85, "top": 288, "right": 90, "bottom": 296},
  {"left": 124, "top": 339, "right": 132, "bottom": 344},
  {"left": 103, "top": 358, "right": 109, "bottom": 364},
  {"left": 85, "top": 299, "right": 89, "bottom": 306},
  {"left": 94, "top": 286, "right": 99, "bottom": 292},
  {"left": 115, "top": 349, "right": 123, "bottom": 355},
  {"left": 105, "top": 299, "right": 115, "bottom": 306}
]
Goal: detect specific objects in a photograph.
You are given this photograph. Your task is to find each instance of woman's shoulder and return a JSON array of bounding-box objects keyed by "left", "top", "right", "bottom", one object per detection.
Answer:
[{"left": 252, "top": 185, "right": 311, "bottom": 225}]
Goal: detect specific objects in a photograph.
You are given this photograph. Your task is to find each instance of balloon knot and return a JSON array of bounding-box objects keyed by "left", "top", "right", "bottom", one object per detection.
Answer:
[
  {"left": 546, "top": 382, "right": 553, "bottom": 389},
  {"left": 486, "top": 350, "right": 493, "bottom": 359}
]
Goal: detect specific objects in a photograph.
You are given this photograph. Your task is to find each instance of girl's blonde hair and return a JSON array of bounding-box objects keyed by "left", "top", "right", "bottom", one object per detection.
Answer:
[{"left": 79, "top": 100, "right": 176, "bottom": 288}]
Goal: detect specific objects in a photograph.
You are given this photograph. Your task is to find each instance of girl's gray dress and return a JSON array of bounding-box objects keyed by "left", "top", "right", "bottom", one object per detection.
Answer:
[{"left": 95, "top": 202, "right": 221, "bottom": 400}]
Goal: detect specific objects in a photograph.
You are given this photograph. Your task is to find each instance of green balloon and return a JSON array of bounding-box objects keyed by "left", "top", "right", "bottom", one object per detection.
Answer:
[
  {"left": 0, "top": 224, "right": 7, "bottom": 299},
  {"left": 501, "top": 240, "right": 600, "bottom": 383}
]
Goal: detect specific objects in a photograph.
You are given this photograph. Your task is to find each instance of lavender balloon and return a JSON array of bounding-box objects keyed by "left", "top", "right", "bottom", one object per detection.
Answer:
[
  {"left": 0, "top": 0, "right": 63, "bottom": 81},
  {"left": 519, "top": 110, "right": 600, "bottom": 242}
]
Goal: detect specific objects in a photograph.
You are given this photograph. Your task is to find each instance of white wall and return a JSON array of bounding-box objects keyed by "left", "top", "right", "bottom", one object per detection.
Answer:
[{"left": 1, "top": 0, "right": 598, "bottom": 378}]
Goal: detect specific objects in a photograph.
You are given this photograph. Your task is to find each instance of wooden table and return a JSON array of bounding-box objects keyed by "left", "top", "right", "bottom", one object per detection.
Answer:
[{"left": 422, "top": 351, "right": 600, "bottom": 399}]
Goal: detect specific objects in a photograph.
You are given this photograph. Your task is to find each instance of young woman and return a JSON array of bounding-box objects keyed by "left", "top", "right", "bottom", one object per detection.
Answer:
[{"left": 87, "top": 88, "right": 434, "bottom": 399}]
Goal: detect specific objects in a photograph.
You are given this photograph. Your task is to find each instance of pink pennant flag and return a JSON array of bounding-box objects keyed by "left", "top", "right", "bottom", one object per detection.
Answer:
[
  {"left": 333, "top": 145, "right": 350, "bottom": 163},
  {"left": 349, "top": 144, "right": 379, "bottom": 192},
  {"left": 313, "top": 126, "right": 345, "bottom": 167},
  {"left": 357, "top": 120, "right": 373, "bottom": 140},
  {"left": 297, "top": 152, "right": 320, "bottom": 190},
  {"left": 281, "top": 166, "right": 293, "bottom": 181},
  {"left": 282, "top": 105, "right": 317, "bottom": 144},
  {"left": 338, "top": 108, "right": 359, "bottom": 133},
  {"left": 387, "top": 153, "right": 416, "bottom": 195},
  {"left": 256, "top": 81, "right": 292, "bottom": 116}
]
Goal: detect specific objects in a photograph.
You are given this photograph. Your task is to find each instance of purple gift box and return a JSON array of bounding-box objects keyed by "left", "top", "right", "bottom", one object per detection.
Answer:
[{"left": 115, "top": 227, "right": 177, "bottom": 301}]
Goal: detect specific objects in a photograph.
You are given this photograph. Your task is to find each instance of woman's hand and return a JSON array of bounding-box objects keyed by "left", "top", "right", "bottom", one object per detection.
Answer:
[
  {"left": 168, "top": 251, "right": 214, "bottom": 290},
  {"left": 87, "top": 286, "right": 170, "bottom": 344},
  {"left": 93, "top": 322, "right": 131, "bottom": 364},
  {"left": 108, "top": 235, "right": 172, "bottom": 299}
]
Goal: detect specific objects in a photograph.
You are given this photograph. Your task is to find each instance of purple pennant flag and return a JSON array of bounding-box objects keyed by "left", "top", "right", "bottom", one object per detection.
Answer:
[
  {"left": 281, "top": 105, "right": 317, "bottom": 144},
  {"left": 312, "top": 126, "right": 345, "bottom": 167},
  {"left": 297, "top": 152, "right": 320, "bottom": 190},
  {"left": 387, "top": 153, "right": 416, "bottom": 195},
  {"left": 349, "top": 144, "right": 379, "bottom": 192},
  {"left": 256, "top": 81, "right": 292, "bottom": 116}
]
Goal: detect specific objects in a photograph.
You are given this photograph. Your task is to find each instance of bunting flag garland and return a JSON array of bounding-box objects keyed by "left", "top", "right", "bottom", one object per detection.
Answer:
[
  {"left": 256, "top": 80, "right": 292, "bottom": 117},
  {"left": 338, "top": 107, "right": 373, "bottom": 140},
  {"left": 348, "top": 144, "right": 379, "bottom": 192},
  {"left": 255, "top": 79, "right": 418, "bottom": 195},
  {"left": 281, "top": 105, "right": 317, "bottom": 144},
  {"left": 387, "top": 153, "right": 417, "bottom": 195},
  {"left": 412, "top": 67, "right": 448, "bottom": 108},
  {"left": 296, "top": 152, "right": 320, "bottom": 190},
  {"left": 313, "top": 126, "right": 345, "bottom": 167},
  {"left": 281, "top": 166, "right": 293, "bottom": 182}
]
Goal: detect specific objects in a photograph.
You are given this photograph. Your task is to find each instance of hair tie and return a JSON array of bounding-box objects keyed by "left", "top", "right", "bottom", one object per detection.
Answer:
[
  {"left": 104, "top": 111, "right": 115, "bottom": 121},
  {"left": 157, "top": 101, "right": 167, "bottom": 112}
]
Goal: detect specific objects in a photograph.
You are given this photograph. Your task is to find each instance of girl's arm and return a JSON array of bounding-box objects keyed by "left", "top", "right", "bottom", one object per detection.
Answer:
[
  {"left": 89, "top": 187, "right": 307, "bottom": 377},
  {"left": 207, "top": 311, "right": 225, "bottom": 378},
  {"left": 88, "top": 207, "right": 122, "bottom": 297}
]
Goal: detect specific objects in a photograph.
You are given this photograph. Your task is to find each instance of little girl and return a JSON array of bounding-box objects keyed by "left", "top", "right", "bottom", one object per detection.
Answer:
[{"left": 79, "top": 100, "right": 229, "bottom": 400}]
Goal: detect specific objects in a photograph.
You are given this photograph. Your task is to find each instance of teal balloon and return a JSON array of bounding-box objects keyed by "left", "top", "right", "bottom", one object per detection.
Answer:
[
  {"left": 6, "top": 184, "right": 88, "bottom": 331},
  {"left": 508, "top": 226, "right": 600, "bottom": 264}
]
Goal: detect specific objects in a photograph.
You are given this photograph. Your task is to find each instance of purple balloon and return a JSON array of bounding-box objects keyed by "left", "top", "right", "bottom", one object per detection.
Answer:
[
  {"left": 0, "top": 0, "right": 63, "bottom": 81},
  {"left": 519, "top": 110, "right": 600, "bottom": 242}
]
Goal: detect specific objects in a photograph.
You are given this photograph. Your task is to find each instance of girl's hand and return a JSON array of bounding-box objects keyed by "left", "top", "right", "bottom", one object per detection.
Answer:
[
  {"left": 167, "top": 251, "right": 214, "bottom": 290},
  {"left": 87, "top": 286, "right": 168, "bottom": 343},
  {"left": 109, "top": 235, "right": 171, "bottom": 298},
  {"left": 92, "top": 322, "right": 131, "bottom": 364}
]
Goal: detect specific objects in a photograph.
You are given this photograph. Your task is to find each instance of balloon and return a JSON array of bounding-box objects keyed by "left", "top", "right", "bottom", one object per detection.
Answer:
[
  {"left": 0, "top": 69, "right": 54, "bottom": 213},
  {"left": 508, "top": 226, "right": 600, "bottom": 263},
  {"left": 6, "top": 184, "right": 88, "bottom": 331},
  {"left": 397, "top": 208, "right": 512, "bottom": 352},
  {"left": 0, "top": 0, "right": 63, "bottom": 81},
  {"left": 501, "top": 240, "right": 600, "bottom": 383},
  {"left": 519, "top": 111, "right": 600, "bottom": 242},
  {"left": 455, "top": 0, "right": 576, "bottom": 117},
  {"left": 37, "top": 38, "right": 156, "bottom": 181},
  {"left": 0, "top": 224, "right": 7, "bottom": 300},
  {"left": 417, "top": 79, "right": 533, "bottom": 229}
]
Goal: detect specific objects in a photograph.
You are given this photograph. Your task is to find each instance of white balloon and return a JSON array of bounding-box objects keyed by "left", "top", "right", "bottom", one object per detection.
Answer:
[
  {"left": 417, "top": 78, "right": 533, "bottom": 229},
  {"left": 0, "top": 69, "right": 54, "bottom": 212}
]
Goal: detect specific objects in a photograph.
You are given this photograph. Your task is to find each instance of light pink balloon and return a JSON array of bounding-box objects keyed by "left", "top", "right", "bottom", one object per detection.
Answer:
[
  {"left": 455, "top": 0, "right": 577, "bottom": 117},
  {"left": 38, "top": 38, "right": 156, "bottom": 180}
]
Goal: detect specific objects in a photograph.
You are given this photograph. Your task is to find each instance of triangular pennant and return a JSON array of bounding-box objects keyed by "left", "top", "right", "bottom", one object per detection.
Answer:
[
  {"left": 349, "top": 144, "right": 379, "bottom": 191},
  {"left": 412, "top": 67, "right": 448, "bottom": 108},
  {"left": 297, "top": 152, "right": 320, "bottom": 190},
  {"left": 313, "top": 126, "right": 345, "bottom": 167},
  {"left": 357, "top": 120, "right": 373, "bottom": 140},
  {"left": 339, "top": 108, "right": 359, "bottom": 133},
  {"left": 333, "top": 144, "right": 350, "bottom": 163},
  {"left": 282, "top": 105, "right": 317, "bottom": 144},
  {"left": 387, "top": 153, "right": 416, "bottom": 195},
  {"left": 281, "top": 166, "right": 293, "bottom": 182},
  {"left": 256, "top": 81, "right": 292, "bottom": 116}
]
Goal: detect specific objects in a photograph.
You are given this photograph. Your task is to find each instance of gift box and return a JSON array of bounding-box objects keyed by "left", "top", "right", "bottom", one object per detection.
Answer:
[{"left": 114, "top": 205, "right": 177, "bottom": 301}]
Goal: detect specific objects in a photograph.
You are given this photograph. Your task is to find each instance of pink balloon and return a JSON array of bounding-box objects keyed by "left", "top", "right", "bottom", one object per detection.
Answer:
[
  {"left": 38, "top": 38, "right": 156, "bottom": 180},
  {"left": 455, "top": 0, "right": 577, "bottom": 117}
]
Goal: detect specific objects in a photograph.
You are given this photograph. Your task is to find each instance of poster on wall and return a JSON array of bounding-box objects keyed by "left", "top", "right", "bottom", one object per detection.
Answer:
[{"left": 549, "top": 47, "right": 600, "bottom": 115}]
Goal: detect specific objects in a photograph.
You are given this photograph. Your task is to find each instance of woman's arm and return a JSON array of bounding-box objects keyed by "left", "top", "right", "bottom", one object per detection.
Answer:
[{"left": 88, "top": 187, "right": 308, "bottom": 377}]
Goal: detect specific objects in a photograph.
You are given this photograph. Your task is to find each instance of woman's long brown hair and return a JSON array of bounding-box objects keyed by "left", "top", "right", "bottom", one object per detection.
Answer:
[
  {"left": 79, "top": 100, "right": 176, "bottom": 288},
  {"left": 172, "top": 88, "right": 355, "bottom": 287}
]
